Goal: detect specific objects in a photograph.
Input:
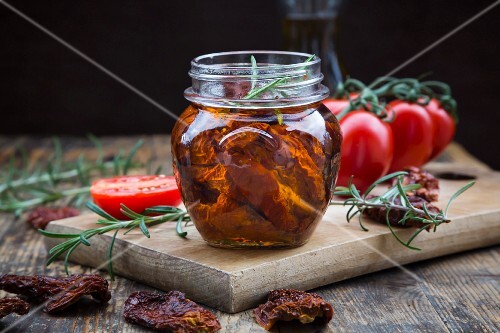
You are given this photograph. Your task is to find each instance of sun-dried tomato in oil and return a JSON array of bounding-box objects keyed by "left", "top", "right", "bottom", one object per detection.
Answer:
[{"left": 172, "top": 105, "right": 341, "bottom": 248}]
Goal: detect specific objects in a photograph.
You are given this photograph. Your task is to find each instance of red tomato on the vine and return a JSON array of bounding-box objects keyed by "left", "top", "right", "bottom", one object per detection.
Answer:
[
  {"left": 387, "top": 101, "right": 434, "bottom": 173},
  {"left": 425, "top": 98, "right": 456, "bottom": 160},
  {"left": 325, "top": 107, "right": 394, "bottom": 193},
  {"left": 322, "top": 98, "right": 351, "bottom": 116},
  {"left": 90, "top": 175, "right": 182, "bottom": 219}
]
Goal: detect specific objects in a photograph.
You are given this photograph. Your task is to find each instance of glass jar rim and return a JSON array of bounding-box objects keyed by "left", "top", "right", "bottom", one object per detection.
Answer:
[
  {"left": 185, "top": 50, "right": 329, "bottom": 109},
  {"left": 191, "top": 50, "right": 321, "bottom": 70}
]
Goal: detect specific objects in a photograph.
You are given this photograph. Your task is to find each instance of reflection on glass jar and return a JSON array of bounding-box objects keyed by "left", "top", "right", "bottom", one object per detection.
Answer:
[{"left": 172, "top": 51, "right": 342, "bottom": 248}]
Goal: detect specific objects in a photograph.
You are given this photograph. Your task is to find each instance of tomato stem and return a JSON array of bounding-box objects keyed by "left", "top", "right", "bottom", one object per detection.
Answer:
[{"left": 331, "top": 76, "right": 458, "bottom": 124}]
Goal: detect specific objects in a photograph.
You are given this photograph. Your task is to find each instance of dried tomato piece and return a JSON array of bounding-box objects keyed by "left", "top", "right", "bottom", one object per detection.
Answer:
[
  {"left": 124, "top": 291, "right": 221, "bottom": 333},
  {"left": 253, "top": 289, "right": 334, "bottom": 330},
  {"left": 392, "top": 166, "right": 440, "bottom": 202},
  {"left": 0, "top": 274, "right": 111, "bottom": 313},
  {"left": 364, "top": 195, "right": 444, "bottom": 230},
  {"left": 26, "top": 207, "right": 80, "bottom": 230},
  {"left": 0, "top": 297, "right": 30, "bottom": 319}
]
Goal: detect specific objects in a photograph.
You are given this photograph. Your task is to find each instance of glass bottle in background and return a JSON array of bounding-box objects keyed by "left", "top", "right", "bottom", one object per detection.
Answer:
[{"left": 280, "top": 0, "right": 344, "bottom": 93}]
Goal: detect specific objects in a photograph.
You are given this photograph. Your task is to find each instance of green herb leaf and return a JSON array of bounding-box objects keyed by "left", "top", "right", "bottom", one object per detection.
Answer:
[
  {"left": 86, "top": 201, "right": 119, "bottom": 221},
  {"left": 107, "top": 229, "right": 120, "bottom": 280},
  {"left": 123, "top": 139, "right": 143, "bottom": 175},
  {"left": 38, "top": 229, "right": 81, "bottom": 238},
  {"left": 79, "top": 233, "right": 91, "bottom": 246},
  {"left": 139, "top": 216, "right": 150, "bottom": 238},
  {"left": 444, "top": 181, "right": 475, "bottom": 215},
  {"left": 176, "top": 214, "right": 188, "bottom": 238},
  {"left": 64, "top": 242, "right": 80, "bottom": 276}
]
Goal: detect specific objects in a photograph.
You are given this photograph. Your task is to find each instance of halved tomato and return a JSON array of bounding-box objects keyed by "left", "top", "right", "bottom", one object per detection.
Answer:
[{"left": 90, "top": 175, "right": 182, "bottom": 219}]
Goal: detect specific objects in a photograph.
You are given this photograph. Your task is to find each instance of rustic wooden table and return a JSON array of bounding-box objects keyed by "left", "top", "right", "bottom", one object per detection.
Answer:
[{"left": 0, "top": 136, "right": 498, "bottom": 333}]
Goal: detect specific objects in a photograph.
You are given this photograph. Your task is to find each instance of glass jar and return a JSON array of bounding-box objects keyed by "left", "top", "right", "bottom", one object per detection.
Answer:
[{"left": 172, "top": 51, "right": 342, "bottom": 248}]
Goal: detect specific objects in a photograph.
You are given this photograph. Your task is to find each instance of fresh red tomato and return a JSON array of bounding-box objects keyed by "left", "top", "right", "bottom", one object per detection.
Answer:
[
  {"left": 335, "top": 110, "right": 394, "bottom": 193},
  {"left": 90, "top": 175, "right": 182, "bottom": 219},
  {"left": 322, "top": 98, "right": 351, "bottom": 116},
  {"left": 425, "top": 98, "right": 456, "bottom": 160},
  {"left": 388, "top": 101, "right": 434, "bottom": 173}
]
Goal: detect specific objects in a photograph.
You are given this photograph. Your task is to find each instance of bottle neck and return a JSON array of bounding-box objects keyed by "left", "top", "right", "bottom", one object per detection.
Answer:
[{"left": 184, "top": 51, "right": 329, "bottom": 109}]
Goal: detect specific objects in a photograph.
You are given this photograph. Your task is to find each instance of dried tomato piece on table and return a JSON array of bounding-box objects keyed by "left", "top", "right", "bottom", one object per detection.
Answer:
[
  {"left": 124, "top": 291, "right": 221, "bottom": 333},
  {"left": 253, "top": 289, "right": 334, "bottom": 330},
  {"left": 26, "top": 207, "right": 80, "bottom": 230},
  {"left": 0, "top": 297, "right": 30, "bottom": 318},
  {"left": 364, "top": 168, "right": 443, "bottom": 230},
  {"left": 392, "top": 166, "right": 440, "bottom": 202},
  {"left": 0, "top": 274, "right": 111, "bottom": 313}
]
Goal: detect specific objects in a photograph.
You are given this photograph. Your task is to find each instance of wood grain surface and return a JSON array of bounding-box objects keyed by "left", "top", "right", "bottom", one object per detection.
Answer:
[
  {"left": 0, "top": 136, "right": 499, "bottom": 332},
  {"left": 45, "top": 168, "right": 500, "bottom": 313}
]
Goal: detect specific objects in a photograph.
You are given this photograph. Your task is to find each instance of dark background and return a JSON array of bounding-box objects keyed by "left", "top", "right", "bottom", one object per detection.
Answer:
[{"left": 1, "top": 0, "right": 499, "bottom": 168}]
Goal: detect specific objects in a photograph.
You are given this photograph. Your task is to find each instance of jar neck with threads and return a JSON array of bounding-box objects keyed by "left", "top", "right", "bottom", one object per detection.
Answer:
[{"left": 184, "top": 51, "right": 330, "bottom": 109}]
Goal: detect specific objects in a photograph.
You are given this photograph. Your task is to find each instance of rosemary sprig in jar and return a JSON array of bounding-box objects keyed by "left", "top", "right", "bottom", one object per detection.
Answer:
[
  {"left": 243, "top": 54, "right": 315, "bottom": 100},
  {"left": 243, "top": 54, "right": 315, "bottom": 125}
]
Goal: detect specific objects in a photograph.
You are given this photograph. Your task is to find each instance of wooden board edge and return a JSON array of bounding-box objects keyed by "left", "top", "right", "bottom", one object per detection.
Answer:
[
  {"left": 44, "top": 224, "right": 235, "bottom": 312},
  {"left": 227, "top": 210, "right": 500, "bottom": 312},
  {"left": 44, "top": 210, "right": 500, "bottom": 313}
]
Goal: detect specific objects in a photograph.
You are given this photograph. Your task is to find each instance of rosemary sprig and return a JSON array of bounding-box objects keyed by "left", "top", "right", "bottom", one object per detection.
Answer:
[
  {"left": 0, "top": 136, "right": 144, "bottom": 214},
  {"left": 243, "top": 54, "right": 315, "bottom": 100},
  {"left": 330, "top": 171, "right": 475, "bottom": 250},
  {"left": 40, "top": 202, "right": 191, "bottom": 279},
  {"left": 1, "top": 187, "right": 91, "bottom": 212}
]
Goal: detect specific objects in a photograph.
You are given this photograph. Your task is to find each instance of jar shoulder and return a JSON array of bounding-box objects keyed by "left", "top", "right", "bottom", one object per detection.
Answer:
[{"left": 172, "top": 104, "right": 341, "bottom": 150}]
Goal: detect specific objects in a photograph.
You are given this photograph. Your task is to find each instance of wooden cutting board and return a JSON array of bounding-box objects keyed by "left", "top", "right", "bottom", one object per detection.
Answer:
[{"left": 45, "top": 163, "right": 500, "bottom": 313}]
